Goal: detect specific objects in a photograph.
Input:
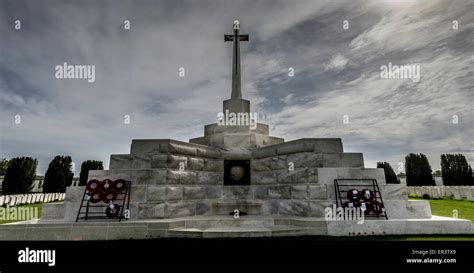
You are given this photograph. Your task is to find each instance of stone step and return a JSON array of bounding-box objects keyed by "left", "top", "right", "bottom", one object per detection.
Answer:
[
  {"left": 275, "top": 218, "right": 328, "bottom": 228},
  {"left": 212, "top": 200, "right": 263, "bottom": 215},
  {"left": 168, "top": 224, "right": 308, "bottom": 238},
  {"left": 183, "top": 218, "right": 274, "bottom": 229},
  {"left": 265, "top": 225, "right": 309, "bottom": 237}
]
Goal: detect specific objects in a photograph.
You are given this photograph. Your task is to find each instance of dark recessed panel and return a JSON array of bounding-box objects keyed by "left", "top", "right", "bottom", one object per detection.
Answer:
[{"left": 224, "top": 160, "right": 250, "bottom": 186}]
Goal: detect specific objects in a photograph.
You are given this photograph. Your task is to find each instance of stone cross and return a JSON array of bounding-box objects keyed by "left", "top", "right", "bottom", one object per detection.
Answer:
[{"left": 225, "top": 20, "right": 249, "bottom": 99}]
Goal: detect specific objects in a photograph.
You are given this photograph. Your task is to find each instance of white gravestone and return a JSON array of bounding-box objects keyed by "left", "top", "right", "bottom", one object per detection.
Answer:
[
  {"left": 451, "top": 187, "right": 463, "bottom": 200},
  {"left": 439, "top": 187, "right": 446, "bottom": 198},
  {"left": 460, "top": 187, "right": 469, "bottom": 198},
  {"left": 465, "top": 188, "right": 474, "bottom": 201},
  {"left": 430, "top": 187, "right": 440, "bottom": 199}
]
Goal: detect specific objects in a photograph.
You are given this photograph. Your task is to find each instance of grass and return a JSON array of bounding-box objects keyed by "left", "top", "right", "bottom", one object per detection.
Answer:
[
  {"left": 410, "top": 198, "right": 474, "bottom": 222},
  {"left": 0, "top": 202, "right": 64, "bottom": 224},
  {"left": 401, "top": 198, "right": 474, "bottom": 241}
]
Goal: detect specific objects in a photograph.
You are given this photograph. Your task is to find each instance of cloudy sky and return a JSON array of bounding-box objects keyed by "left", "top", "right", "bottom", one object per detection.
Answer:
[{"left": 1, "top": 0, "right": 473, "bottom": 175}]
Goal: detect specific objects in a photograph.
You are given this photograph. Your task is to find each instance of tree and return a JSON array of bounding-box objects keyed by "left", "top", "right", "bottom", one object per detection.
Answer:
[
  {"left": 79, "top": 160, "right": 103, "bottom": 186},
  {"left": 440, "top": 154, "right": 473, "bottom": 186},
  {"left": 377, "top": 162, "right": 399, "bottom": 184},
  {"left": 43, "top": 155, "right": 73, "bottom": 193},
  {"left": 405, "top": 153, "right": 435, "bottom": 186},
  {"left": 2, "top": 157, "right": 37, "bottom": 194},
  {"left": 0, "top": 158, "right": 9, "bottom": 176}
]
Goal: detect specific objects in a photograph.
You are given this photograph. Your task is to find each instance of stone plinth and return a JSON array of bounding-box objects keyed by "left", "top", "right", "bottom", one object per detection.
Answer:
[
  {"left": 43, "top": 137, "right": 436, "bottom": 223},
  {"left": 223, "top": 98, "right": 250, "bottom": 114}
]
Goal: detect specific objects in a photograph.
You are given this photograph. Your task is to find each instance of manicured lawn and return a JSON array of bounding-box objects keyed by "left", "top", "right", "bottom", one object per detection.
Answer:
[
  {"left": 0, "top": 202, "right": 56, "bottom": 224},
  {"left": 410, "top": 198, "right": 474, "bottom": 222},
  {"left": 397, "top": 198, "right": 474, "bottom": 241},
  {"left": 0, "top": 203, "right": 43, "bottom": 224}
]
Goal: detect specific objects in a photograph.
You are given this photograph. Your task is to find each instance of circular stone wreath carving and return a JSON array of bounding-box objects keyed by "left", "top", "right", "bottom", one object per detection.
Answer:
[{"left": 230, "top": 166, "right": 245, "bottom": 181}]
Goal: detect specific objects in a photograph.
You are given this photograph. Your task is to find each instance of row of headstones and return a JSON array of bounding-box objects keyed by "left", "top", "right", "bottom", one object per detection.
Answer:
[
  {"left": 407, "top": 186, "right": 474, "bottom": 201},
  {"left": 0, "top": 193, "right": 66, "bottom": 207}
]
